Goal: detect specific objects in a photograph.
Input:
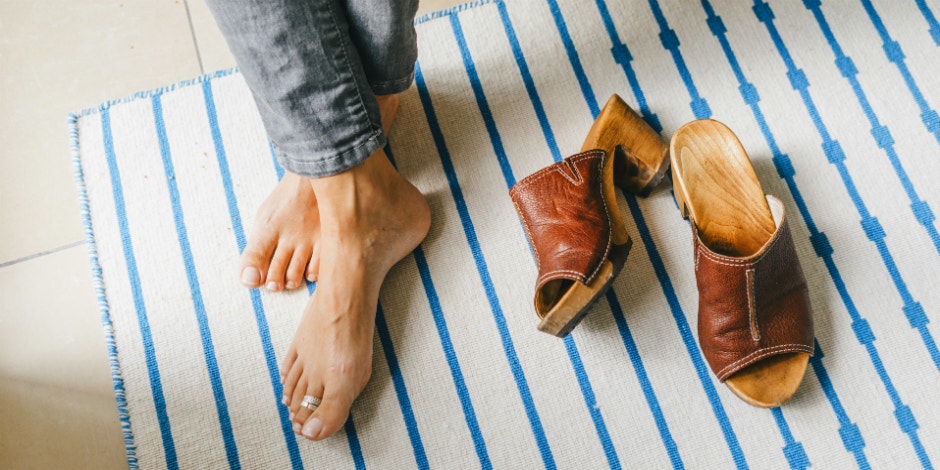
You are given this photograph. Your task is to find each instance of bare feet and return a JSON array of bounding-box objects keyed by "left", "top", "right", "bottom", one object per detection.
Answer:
[
  {"left": 238, "top": 93, "right": 400, "bottom": 292},
  {"left": 280, "top": 147, "right": 431, "bottom": 440},
  {"left": 238, "top": 171, "right": 321, "bottom": 291}
]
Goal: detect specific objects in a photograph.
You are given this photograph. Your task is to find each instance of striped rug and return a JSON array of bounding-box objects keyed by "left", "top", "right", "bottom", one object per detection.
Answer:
[{"left": 71, "top": 0, "right": 940, "bottom": 468}]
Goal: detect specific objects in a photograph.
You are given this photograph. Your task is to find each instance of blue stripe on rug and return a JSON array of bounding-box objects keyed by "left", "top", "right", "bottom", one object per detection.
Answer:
[
  {"left": 544, "top": 0, "right": 599, "bottom": 117},
  {"left": 544, "top": 1, "right": 749, "bottom": 467},
  {"left": 753, "top": 3, "right": 940, "bottom": 372},
  {"left": 698, "top": 2, "right": 932, "bottom": 467},
  {"left": 857, "top": 0, "right": 940, "bottom": 143},
  {"left": 201, "top": 81, "right": 305, "bottom": 470},
  {"left": 757, "top": 0, "right": 940, "bottom": 393},
  {"left": 152, "top": 93, "right": 241, "bottom": 470},
  {"left": 771, "top": 408, "right": 810, "bottom": 470},
  {"left": 912, "top": 0, "right": 940, "bottom": 45},
  {"left": 809, "top": 342, "right": 871, "bottom": 468},
  {"left": 411, "top": 244, "right": 492, "bottom": 468},
  {"left": 101, "top": 108, "right": 179, "bottom": 470},
  {"left": 415, "top": 61, "right": 556, "bottom": 470},
  {"left": 592, "top": 0, "right": 662, "bottom": 131},
  {"left": 643, "top": 0, "right": 711, "bottom": 119},
  {"left": 343, "top": 417, "right": 365, "bottom": 470},
  {"left": 801, "top": 0, "right": 940, "bottom": 256},
  {"left": 375, "top": 303, "right": 429, "bottom": 469},
  {"left": 379, "top": 144, "right": 433, "bottom": 470},
  {"left": 495, "top": 3, "right": 682, "bottom": 467},
  {"left": 452, "top": 11, "right": 622, "bottom": 469}
]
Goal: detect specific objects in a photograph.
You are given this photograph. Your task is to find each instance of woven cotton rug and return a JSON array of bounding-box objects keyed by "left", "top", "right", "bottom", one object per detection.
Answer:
[{"left": 70, "top": 0, "right": 940, "bottom": 468}]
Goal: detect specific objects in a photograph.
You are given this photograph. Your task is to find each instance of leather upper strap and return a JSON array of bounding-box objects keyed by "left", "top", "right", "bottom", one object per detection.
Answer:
[
  {"left": 694, "top": 196, "right": 815, "bottom": 381},
  {"left": 509, "top": 150, "right": 612, "bottom": 291}
]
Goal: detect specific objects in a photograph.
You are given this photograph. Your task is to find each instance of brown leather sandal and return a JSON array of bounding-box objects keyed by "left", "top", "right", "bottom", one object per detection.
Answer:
[
  {"left": 670, "top": 119, "right": 814, "bottom": 407},
  {"left": 509, "top": 94, "right": 668, "bottom": 337}
]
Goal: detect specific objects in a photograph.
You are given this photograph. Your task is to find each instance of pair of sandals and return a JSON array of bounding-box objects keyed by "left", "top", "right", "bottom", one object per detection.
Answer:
[{"left": 509, "top": 95, "right": 814, "bottom": 408}]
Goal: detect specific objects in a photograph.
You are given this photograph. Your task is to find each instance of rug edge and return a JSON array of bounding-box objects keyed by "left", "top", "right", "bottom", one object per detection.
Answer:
[
  {"left": 414, "top": 0, "right": 497, "bottom": 25},
  {"left": 67, "top": 113, "right": 140, "bottom": 470},
  {"left": 69, "top": 67, "right": 240, "bottom": 120}
]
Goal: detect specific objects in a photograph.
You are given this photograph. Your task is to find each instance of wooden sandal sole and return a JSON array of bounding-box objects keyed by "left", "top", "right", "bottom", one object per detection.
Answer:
[{"left": 537, "top": 239, "right": 631, "bottom": 337}]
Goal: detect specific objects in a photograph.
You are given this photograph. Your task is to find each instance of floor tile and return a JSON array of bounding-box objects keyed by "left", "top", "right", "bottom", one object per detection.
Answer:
[
  {"left": 0, "top": 0, "right": 202, "bottom": 264},
  {"left": 185, "top": 0, "right": 470, "bottom": 77},
  {"left": 418, "top": 0, "right": 466, "bottom": 16},
  {"left": 187, "top": 0, "right": 237, "bottom": 73},
  {"left": 0, "top": 245, "right": 125, "bottom": 468}
]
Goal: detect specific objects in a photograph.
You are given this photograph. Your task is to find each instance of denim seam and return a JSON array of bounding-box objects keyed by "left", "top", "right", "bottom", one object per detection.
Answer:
[{"left": 325, "top": 0, "right": 380, "bottom": 138}]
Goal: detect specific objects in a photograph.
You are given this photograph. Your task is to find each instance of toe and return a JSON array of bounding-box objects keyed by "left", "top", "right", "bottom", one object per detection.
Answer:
[
  {"left": 279, "top": 345, "right": 297, "bottom": 381},
  {"left": 266, "top": 245, "right": 293, "bottom": 291},
  {"left": 286, "top": 245, "right": 312, "bottom": 290},
  {"left": 279, "top": 346, "right": 297, "bottom": 398},
  {"left": 239, "top": 238, "right": 277, "bottom": 288},
  {"left": 291, "top": 375, "right": 323, "bottom": 427},
  {"left": 302, "top": 383, "right": 356, "bottom": 441},
  {"left": 282, "top": 359, "right": 303, "bottom": 408}
]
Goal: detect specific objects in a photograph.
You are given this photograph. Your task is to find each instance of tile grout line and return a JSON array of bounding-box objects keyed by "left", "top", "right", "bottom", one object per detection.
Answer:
[
  {"left": 0, "top": 240, "right": 86, "bottom": 269},
  {"left": 183, "top": 0, "right": 206, "bottom": 75}
]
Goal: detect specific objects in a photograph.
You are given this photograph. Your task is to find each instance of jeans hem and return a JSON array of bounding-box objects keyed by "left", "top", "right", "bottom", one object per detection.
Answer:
[
  {"left": 277, "top": 130, "right": 387, "bottom": 178},
  {"left": 370, "top": 70, "right": 416, "bottom": 95}
]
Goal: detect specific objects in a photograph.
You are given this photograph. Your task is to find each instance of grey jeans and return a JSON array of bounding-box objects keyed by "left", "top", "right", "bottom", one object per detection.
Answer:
[{"left": 206, "top": 0, "right": 420, "bottom": 177}]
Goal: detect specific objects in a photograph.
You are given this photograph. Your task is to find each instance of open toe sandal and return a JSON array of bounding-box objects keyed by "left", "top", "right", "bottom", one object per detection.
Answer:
[
  {"left": 670, "top": 118, "right": 814, "bottom": 407},
  {"left": 510, "top": 94, "right": 668, "bottom": 337}
]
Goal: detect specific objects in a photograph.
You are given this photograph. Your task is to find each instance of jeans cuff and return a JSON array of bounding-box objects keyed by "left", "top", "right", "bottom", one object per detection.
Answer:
[
  {"left": 369, "top": 70, "right": 416, "bottom": 95},
  {"left": 276, "top": 130, "right": 387, "bottom": 178}
]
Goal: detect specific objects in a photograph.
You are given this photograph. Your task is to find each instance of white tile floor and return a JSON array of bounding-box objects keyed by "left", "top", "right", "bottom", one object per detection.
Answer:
[{"left": 0, "top": 0, "right": 460, "bottom": 467}]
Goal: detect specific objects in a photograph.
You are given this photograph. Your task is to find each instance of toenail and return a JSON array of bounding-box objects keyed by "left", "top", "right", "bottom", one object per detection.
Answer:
[
  {"left": 282, "top": 395, "right": 289, "bottom": 405},
  {"left": 292, "top": 423, "right": 301, "bottom": 434},
  {"left": 241, "top": 267, "right": 261, "bottom": 286},
  {"left": 307, "top": 273, "right": 317, "bottom": 282},
  {"left": 302, "top": 418, "right": 323, "bottom": 439},
  {"left": 289, "top": 412, "right": 295, "bottom": 421},
  {"left": 286, "top": 281, "right": 297, "bottom": 289},
  {"left": 267, "top": 281, "right": 279, "bottom": 291}
]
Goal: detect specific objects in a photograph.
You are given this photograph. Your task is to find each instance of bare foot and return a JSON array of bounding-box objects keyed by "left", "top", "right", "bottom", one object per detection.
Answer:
[
  {"left": 279, "top": 146, "right": 430, "bottom": 441},
  {"left": 238, "top": 94, "right": 400, "bottom": 291},
  {"left": 238, "top": 171, "right": 321, "bottom": 291}
]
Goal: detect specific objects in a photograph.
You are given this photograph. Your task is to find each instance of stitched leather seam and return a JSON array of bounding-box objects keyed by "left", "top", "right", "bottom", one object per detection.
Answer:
[
  {"left": 698, "top": 255, "right": 753, "bottom": 268},
  {"left": 716, "top": 344, "right": 814, "bottom": 379},
  {"left": 747, "top": 269, "right": 759, "bottom": 341},
  {"left": 537, "top": 269, "right": 589, "bottom": 284},
  {"left": 586, "top": 151, "right": 613, "bottom": 284},
  {"left": 697, "top": 213, "right": 788, "bottom": 266},
  {"left": 509, "top": 150, "right": 604, "bottom": 192}
]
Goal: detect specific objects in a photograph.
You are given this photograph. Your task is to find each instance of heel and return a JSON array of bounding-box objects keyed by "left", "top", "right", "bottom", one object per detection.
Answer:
[{"left": 582, "top": 95, "right": 669, "bottom": 197}]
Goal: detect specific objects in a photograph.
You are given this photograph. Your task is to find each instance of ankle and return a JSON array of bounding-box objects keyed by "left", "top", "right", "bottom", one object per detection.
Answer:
[{"left": 311, "top": 150, "right": 405, "bottom": 222}]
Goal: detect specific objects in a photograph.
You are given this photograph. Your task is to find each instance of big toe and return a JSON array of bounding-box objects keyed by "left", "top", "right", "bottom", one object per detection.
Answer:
[
  {"left": 301, "top": 385, "right": 357, "bottom": 441},
  {"left": 239, "top": 240, "right": 275, "bottom": 288},
  {"left": 239, "top": 265, "right": 263, "bottom": 288}
]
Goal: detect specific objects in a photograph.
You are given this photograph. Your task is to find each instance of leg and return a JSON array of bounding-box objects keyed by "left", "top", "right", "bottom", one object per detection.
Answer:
[
  {"left": 207, "top": 0, "right": 389, "bottom": 291},
  {"left": 205, "top": 0, "right": 428, "bottom": 440}
]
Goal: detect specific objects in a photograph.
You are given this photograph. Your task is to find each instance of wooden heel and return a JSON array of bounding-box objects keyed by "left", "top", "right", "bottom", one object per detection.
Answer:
[{"left": 583, "top": 95, "right": 669, "bottom": 197}]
